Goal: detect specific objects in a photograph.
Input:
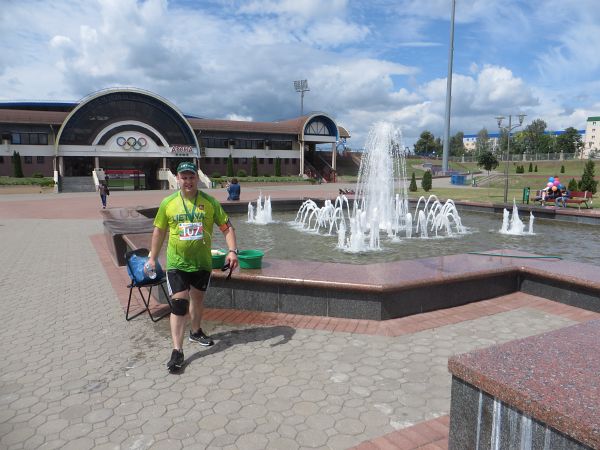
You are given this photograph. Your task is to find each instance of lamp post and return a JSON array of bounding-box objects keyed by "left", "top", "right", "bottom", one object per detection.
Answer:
[{"left": 496, "top": 114, "right": 526, "bottom": 203}]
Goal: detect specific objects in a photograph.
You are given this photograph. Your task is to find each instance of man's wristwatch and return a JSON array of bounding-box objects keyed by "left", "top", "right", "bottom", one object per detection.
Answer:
[{"left": 228, "top": 249, "right": 239, "bottom": 255}]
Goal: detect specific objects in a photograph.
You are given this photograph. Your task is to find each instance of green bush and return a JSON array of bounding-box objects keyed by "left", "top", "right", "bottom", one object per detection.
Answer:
[
  {"left": 560, "top": 165, "right": 565, "bottom": 173},
  {"left": 528, "top": 162, "right": 533, "bottom": 172},
  {"left": 409, "top": 172, "right": 418, "bottom": 192},
  {"left": 212, "top": 172, "right": 221, "bottom": 178},
  {"left": 32, "top": 172, "right": 44, "bottom": 178},
  {"left": 226, "top": 155, "right": 234, "bottom": 177},
  {"left": 11, "top": 151, "right": 24, "bottom": 178},
  {"left": 0, "top": 176, "right": 54, "bottom": 186},
  {"left": 275, "top": 157, "right": 281, "bottom": 177},
  {"left": 237, "top": 169, "right": 247, "bottom": 177},
  {"left": 421, "top": 170, "right": 432, "bottom": 192},
  {"left": 568, "top": 178, "right": 578, "bottom": 191},
  {"left": 534, "top": 165, "right": 538, "bottom": 172},
  {"left": 251, "top": 156, "right": 258, "bottom": 177},
  {"left": 263, "top": 173, "right": 271, "bottom": 177}
]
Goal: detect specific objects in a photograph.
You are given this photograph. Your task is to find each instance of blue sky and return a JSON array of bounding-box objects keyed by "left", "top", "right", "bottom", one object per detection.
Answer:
[{"left": 1, "top": 0, "right": 599, "bottom": 148}]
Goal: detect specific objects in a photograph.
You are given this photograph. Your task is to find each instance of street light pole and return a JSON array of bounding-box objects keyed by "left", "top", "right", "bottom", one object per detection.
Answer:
[
  {"left": 293, "top": 80, "right": 310, "bottom": 115},
  {"left": 496, "top": 114, "right": 526, "bottom": 204}
]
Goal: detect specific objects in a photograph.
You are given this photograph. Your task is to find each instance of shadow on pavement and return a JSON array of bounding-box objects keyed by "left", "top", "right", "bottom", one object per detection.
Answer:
[{"left": 174, "top": 325, "right": 296, "bottom": 373}]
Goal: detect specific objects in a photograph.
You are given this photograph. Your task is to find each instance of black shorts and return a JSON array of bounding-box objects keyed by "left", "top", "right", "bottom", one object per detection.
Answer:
[{"left": 166, "top": 269, "right": 211, "bottom": 296}]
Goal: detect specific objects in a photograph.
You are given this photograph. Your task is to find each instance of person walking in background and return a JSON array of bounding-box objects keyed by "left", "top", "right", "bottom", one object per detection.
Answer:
[
  {"left": 227, "top": 178, "right": 241, "bottom": 201},
  {"left": 147, "top": 161, "right": 239, "bottom": 372},
  {"left": 98, "top": 181, "right": 109, "bottom": 208}
]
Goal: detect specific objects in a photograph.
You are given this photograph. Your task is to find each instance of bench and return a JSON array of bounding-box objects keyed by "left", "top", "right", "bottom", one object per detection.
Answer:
[{"left": 534, "top": 190, "right": 593, "bottom": 209}]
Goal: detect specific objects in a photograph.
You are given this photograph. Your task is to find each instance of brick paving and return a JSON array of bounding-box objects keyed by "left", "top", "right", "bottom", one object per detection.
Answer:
[{"left": 1, "top": 188, "right": 598, "bottom": 449}]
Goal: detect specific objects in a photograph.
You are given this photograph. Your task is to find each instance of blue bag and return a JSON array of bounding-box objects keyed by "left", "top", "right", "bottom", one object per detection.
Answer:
[{"left": 125, "top": 249, "right": 165, "bottom": 284}]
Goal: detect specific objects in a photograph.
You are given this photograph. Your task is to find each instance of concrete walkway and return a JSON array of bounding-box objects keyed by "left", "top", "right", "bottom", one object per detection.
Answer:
[{"left": 0, "top": 187, "right": 597, "bottom": 449}]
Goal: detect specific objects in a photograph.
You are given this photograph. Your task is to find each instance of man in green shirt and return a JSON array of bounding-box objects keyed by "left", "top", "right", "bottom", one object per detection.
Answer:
[{"left": 147, "top": 161, "right": 238, "bottom": 372}]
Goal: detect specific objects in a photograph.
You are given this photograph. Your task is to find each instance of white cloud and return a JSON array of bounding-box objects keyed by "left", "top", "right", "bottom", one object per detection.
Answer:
[{"left": 0, "top": 0, "right": 598, "bottom": 149}]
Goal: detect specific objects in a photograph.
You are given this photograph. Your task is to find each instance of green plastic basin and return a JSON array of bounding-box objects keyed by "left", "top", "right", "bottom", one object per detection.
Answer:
[
  {"left": 211, "top": 249, "right": 227, "bottom": 269},
  {"left": 238, "top": 249, "right": 264, "bottom": 269}
]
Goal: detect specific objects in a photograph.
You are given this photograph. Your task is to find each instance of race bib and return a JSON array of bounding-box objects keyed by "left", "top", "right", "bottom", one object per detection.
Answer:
[{"left": 178, "top": 222, "right": 203, "bottom": 240}]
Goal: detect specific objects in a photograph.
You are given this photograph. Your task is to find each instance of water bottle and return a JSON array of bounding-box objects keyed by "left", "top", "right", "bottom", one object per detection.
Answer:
[{"left": 144, "top": 261, "right": 157, "bottom": 279}]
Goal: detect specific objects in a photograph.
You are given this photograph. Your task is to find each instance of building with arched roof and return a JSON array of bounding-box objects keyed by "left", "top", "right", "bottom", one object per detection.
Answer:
[{"left": 0, "top": 87, "right": 350, "bottom": 191}]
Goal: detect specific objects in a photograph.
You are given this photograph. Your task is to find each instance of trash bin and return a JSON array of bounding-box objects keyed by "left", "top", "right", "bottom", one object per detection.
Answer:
[{"left": 522, "top": 187, "right": 530, "bottom": 204}]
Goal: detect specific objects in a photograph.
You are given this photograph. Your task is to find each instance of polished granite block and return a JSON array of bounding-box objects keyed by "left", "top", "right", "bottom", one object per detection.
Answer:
[
  {"left": 279, "top": 286, "right": 329, "bottom": 316},
  {"left": 520, "top": 276, "right": 600, "bottom": 312},
  {"left": 327, "top": 291, "right": 382, "bottom": 320},
  {"left": 204, "top": 286, "right": 233, "bottom": 309},
  {"left": 382, "top": 273, "right": 517, "bottom": 319},
  {"left": 449, "top": 320, "right": 600, "bottom": 449},
  {"left": 233, "top": 285, "right": 279, "bottom": 312},
  {"left": 449, "top": 378, "right": 592, "bottom": 450}
]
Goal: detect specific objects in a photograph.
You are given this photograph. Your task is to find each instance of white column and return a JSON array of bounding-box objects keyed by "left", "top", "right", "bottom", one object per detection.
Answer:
[
  {"left": 94, "top": 156, "right": 100, "bottom": 169},
  {"left": 331, "top": 142, "right": 337, "bottom": 170},
  {"left": 299, "top": 140, "right": 304, "bottom": 175}
]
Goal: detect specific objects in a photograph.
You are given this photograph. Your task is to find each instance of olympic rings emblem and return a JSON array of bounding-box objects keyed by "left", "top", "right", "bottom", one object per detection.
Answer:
[{"left": 116, "top": 136, "right": 147, "bottom": 150}]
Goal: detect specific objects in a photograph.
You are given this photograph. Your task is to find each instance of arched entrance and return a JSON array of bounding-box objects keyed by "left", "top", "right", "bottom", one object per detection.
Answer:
[{"left": 55, "top": 88, "right": 200, "bottom": 190}]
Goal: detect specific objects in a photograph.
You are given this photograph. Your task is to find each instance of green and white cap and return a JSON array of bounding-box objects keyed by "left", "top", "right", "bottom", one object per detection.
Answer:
[{"left": 177, "top": 161, "right": 197, "bottom": 173}]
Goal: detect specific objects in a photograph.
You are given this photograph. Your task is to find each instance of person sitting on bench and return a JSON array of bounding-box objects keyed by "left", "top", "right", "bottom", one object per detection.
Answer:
[{"left": 226, "top": 178, "right": 240, "bottom": 201}]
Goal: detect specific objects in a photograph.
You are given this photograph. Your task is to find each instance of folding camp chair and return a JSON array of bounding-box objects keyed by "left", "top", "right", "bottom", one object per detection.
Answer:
[{"left": 125, "top": 249, "right": 172, "bottom": 322}]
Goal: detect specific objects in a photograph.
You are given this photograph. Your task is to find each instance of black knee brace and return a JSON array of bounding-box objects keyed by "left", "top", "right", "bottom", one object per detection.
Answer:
[{"left": 170, "top": 298, "right": 189, "bottom": 316}]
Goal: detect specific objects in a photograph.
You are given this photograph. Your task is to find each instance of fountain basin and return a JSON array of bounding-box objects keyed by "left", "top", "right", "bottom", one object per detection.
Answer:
[{"left": 123, "top": 230, "right": 600, "bottom": 320}]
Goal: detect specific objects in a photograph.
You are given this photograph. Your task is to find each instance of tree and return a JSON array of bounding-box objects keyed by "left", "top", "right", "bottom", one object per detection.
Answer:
[
  {"left": 568, "top": 178, "right": 578, "bottom": 191},
  {"left": 275, "top": 157, "right": 281, "bottom": 177},
  {"left": 560, "top": 165, "right": 565, "bottom": 174},
  {"left": 409, "top": 172, "right": 418, "bottom": 192},
  {"left": 226, "top": 155, "right": 234, "bottom": 177},
  {"left": 476, "top": 151, "right": 499, "bottom": 174},
  {"left": 12, "top": 151, "right": 24, "bottom": 178},
  {"left": 555, "top": 127, "right": 583, "bottom": 156},
  {"left": 251, "top": 156, "right": 258, "bottom": 177},
  {"left": 528, "top": 162, "right": 533, "bottom": 172},
  {"left": 523, "top": 119, "right": 551, "bottom": 155},
  {"left": 579, "top": 160, "right": 597, "bottom": 194},
  {"left": 413, "top": 131, "right": 437, "bottom": 155},
  {"left": 475, "top": 128, "right": 492, "bottom": 156},
  {"left": 449, "top": 132, "right": 465, "bottom": 156},
  {"left": 421, "top": 170, "right": 432, "bottom": 192}
]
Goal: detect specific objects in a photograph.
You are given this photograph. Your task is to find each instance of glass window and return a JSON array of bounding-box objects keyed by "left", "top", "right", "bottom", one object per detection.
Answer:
[
  {"left": 259, "top": 158, "right": 264, "bottom": 164},
  {"left": 271, "top": 140, "right": 292, "bottom": 150},
  {"left": 284, "top": 158, "right": 289, "bottom": 164},
  {"left": 268, "top": 158, "right": 273, "bottom": 165},
  {"left": 234, "top": 158, "right": 239, "bottom": 164},
  {"left": 0, "top": 156, "right": 4, "bottom": 163},
  {"left": 24, "top": 156, "right": 32, "bottom": 164},
  {"left": 37, "top": 156, "right": 45, "bottom": 164},
  {"left": 11, "top": 133, "right": 20, "bottom": 144},
  {"left": 39, "top": 134, "right": 48, "bottom": 145},
  {"left": 29, "top": 134, "right": 39, "bottom": 145}
]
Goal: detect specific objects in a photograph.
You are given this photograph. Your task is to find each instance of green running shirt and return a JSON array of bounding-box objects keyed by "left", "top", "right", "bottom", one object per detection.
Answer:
[{"left": 154, "top": 190, "right": 229, "bottom": 272}]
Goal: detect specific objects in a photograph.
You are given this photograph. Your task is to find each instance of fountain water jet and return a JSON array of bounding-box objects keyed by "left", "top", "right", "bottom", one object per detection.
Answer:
[
  {"left": 247, "top": 193, "right": 273, "bottom": 224},
  {"left": 499, "top": 200, "right": 534, "bottom": 235},
  {"left": 293, "top": 121, "right": 467, "bottom": 251}
]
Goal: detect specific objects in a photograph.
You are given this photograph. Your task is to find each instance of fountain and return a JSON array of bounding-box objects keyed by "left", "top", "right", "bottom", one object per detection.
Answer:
[
  {"left": 500, "top": 200, "right": 535, "bottom": 235},
  {"left": 293, "top": 121, "right": 466, "bottom": 251},
  {"left": 247, "top": 192, "right": 273, "bottom": 224}
]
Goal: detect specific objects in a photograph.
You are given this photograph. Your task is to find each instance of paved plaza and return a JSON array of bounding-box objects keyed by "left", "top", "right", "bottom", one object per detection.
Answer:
[{"left": 0, "top": 187, "right": 598, "bottom": 449}]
